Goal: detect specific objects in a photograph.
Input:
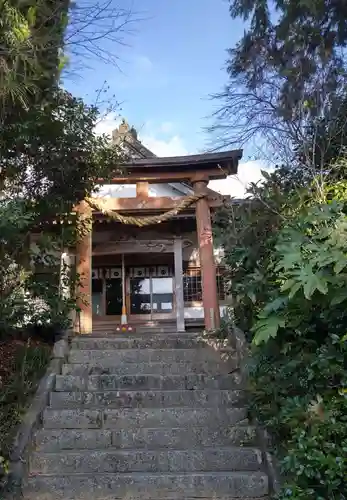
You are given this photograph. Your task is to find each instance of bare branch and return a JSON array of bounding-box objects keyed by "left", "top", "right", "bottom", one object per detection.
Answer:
[
  {"left": 209, "top": 59, "right": 347, "bottom": 175},
  {"left": 64, "top": 0, "right": 145, "bottom": 72}
]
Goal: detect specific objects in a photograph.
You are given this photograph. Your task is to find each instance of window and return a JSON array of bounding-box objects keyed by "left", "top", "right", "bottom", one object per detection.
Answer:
[
  {"left": 183, "top": 269, "right": 202, "bottom": 302},
  {"left": 183, "top": 267, "right": 226, "bottom": 303},
  {"left": 216, "top": 273, "right": 226, "bottom": 301}
]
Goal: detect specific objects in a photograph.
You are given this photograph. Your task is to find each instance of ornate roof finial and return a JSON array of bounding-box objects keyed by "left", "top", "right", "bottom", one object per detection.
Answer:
[
  {"left": 112, "top": 118, "right": 138, "bottom": 143},
  {"left": 118, "top": 119, "right": 130, "bottom": 134}
]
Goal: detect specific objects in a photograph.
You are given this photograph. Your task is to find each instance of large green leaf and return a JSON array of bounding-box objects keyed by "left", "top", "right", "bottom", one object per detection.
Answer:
[
  {"left": 331, "top": 290, "right": 347, "bottom": 306},
  {"left": 293, "top": 265, "right": 328, "bottom": 299},
  {"left": 252, "top": 316, "right": 286, "bottom": 345},
  {"left": 275, "top": 250, "right": 303, "bottom": 271},
  {"left": 334, "top": 255, "right": 347, "bottom": 274},
  {"left": 261, "top": 296, "right": 288, "bottom": 317},
  {"left": 303, "top": 272, "right": 328, "bottom": 299},
  {"left": 288, "top": 282, "right": 302, "bottom": 299},
  {"left": 281, "top": 278, "right": 297, "bottom": 292}
]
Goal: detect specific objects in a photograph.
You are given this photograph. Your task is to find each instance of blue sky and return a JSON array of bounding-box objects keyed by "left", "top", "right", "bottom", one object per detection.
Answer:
[
  {"left": 64, "top": 0, "right": 247, "bottom": 152},
  {"left": 64, "top": 0, "right": 267, "bottom": 196}
]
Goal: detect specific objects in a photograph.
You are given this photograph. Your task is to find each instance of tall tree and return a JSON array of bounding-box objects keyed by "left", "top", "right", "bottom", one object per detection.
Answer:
[
  {"left": 0, "top": 0, "right": 69, "bottom": 112},
  {"left": 212, "top": 0, "right": 347, "bottom": 168},
  {"left": 1, "top": 89, "right": 121, "bottom": 208},
  {"left": 0, "top": 0, "right": 137, "bottom": 116},
  {"left": 0, "top": 1, "right": 126, "bottom": 337}
]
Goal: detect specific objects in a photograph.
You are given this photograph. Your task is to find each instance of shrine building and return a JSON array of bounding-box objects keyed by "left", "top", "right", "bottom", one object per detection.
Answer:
[{"left": 73, "top": 121, "right": 242, "bottom": 334}]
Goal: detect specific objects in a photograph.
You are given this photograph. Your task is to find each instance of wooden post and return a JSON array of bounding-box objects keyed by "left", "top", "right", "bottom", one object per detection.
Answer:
[
  {"left": 136, "top": 181, "right": 149, "bottom": 198},
  {"left": 193, "top": 179, "right": 220, "bottom": 330},
  {"left": 121, "top": 253, "right": 127, "bottom": 324},
  {"left": 75, "top": 200, "right": 92, "bottom": 334},
  {"left": 174, "top": 237, "right": 185, "bottom": 332}
]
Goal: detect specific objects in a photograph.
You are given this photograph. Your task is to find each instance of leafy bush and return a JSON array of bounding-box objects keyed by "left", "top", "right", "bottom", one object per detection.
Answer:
[
  {"left": 252, "top": 201, "right": 347, "bottom": 345},
  {"left": 216, "top": 165, "right": 347, "bottom": 499},
  {"left": 250, "top": 332, "right": 347, "bottom": 499},
  {"left": 0, "top": 340, "right": 51, "bottom": 484}
]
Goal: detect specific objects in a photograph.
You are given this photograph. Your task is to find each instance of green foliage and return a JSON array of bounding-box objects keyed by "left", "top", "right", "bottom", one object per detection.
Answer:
[
  {"left": 228, "top": 0, "right": 347, "bottom": 119},
  {"left": 213, "top": 0, "right": 347, "bottom": 169},
  {"left": 0, "top": 340, "right": 51, "bottom": 483},
  {"left": 0, "top": 0, "right": 127, "bottom": 488},
  {"left": 250, "top": 332, "right": 347, "bottom": 499},
  {"left": 0, "top": 87, "right": 121, "bottom": 338},
  {"left": 214, "top": 5, "right": 347, "bottom": 496},
  {"left": 214, "top": 165, "right": 308, "bottom": 333},
  {"left": 281, "top": 395, "right": 347, "bottom": 499},
  {"left": 0, "top": 0, "right": 69, "bottom": 114},
  {"left": 0, "top": 196, "right": 70, "bottom": 336},
  {"left": 1, "top": 89, "right": 121, "bottom": 210},
  {"left": 252, "top": 202, "right": 347, "bottom": 345},
  {"left": 216, "top": 157, "right": 347, "bottom": 498}
]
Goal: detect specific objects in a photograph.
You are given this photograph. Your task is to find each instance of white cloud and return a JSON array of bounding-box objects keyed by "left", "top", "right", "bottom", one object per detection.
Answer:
[
  {"left": 94, "top": 116, "right": 271, "bottom": 194},
  {"left": 94, "top": 112, "right": 121, "bottom": 137},
  {"left": 139, "top": 120, "right": 189, "bottom": 157},
  {"left": 94, "top": 114, "right": 188, "bottom": 157},
  {"left": 140, "top": 134, "right": 188, "bottom": 157},
  {"left": 209, "top": 160, "right": 272, "bottom": 198},
  {"left": 134, "top": 55, "right": 153, "bottom": 72},
  {"left": 159, "top": 121, "right": 174, "bottom": 134}
]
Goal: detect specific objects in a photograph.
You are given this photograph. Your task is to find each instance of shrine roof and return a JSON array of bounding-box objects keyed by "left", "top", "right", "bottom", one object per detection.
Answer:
[{"left": 120, "top": 149, "right": 242, "bottom": 179}]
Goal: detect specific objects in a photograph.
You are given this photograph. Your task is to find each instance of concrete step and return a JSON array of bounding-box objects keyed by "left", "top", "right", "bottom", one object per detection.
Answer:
[
  {"left": 61, "top": 360, "right": 236, "bottom": 376},
  {"left": 24, "top": 471, "right": 269, "bottom": 499},
  {"left": 35, "top": 426, "right": 258, "bottom": 452},
  {"left": 55, "top": 372, "right": 245, "bottom": 392},
  {"left": 71, "top": 335, "right": 206, "bottom": 350},
  {"left": 30, "top": 447, "right": 263, "bottom": 474},
  {"left": 49, "top": 389, "right": 245, "bottom": 409},
  {"left": 43, "top": 407, "right": 248, "bottom": 430},
  {"left": 68, "top": 348, "right": 231, "bottom": 364},
  {"left": 35, "top": 429, "right": 113, "bottom": 451},
  {"left": 91, "top": 324, "right": 180, "bottom": 336}
]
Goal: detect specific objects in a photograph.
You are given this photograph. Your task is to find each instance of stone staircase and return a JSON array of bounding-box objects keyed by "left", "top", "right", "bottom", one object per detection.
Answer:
[{"left": 24, "top": 332, "right": 269, "bottom": 499}]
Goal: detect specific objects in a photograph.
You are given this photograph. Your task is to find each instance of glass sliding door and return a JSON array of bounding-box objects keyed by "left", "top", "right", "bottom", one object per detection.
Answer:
[
  {"left": 92, "top": 278, "right": 103, "bottom": 316},
  {"left": 152, "top": 277, "right": 173, "bottom": 313},
  {"left": 92, "top": 268, "right": 122, "bottom": 316},
  {"left": 92, "top": 264, "right": 174, "bottom": 318},
  {"left": 129, "top": 267, "right": 174, "bottom": 317},
  {"left": 105, "top": 278, "right": 122, "bottom": 315},
  {"left": 130, "top": 277, "right": 151, "bottom": 314}
]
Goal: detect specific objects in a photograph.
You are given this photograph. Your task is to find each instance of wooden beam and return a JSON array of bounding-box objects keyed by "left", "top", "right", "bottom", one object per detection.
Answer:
[
  {"left": 97, "top": 167, "right": 230, "bottom": 185},
  {"left": 90, "top": 196, "right": 226, "bottom": 213},
  {"left": 136, "top": 182, "right": 149, "bottom": 198}
]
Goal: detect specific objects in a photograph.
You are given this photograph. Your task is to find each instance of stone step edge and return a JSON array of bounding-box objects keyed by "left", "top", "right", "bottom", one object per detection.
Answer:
[
  {"left": 24, "top": 471, "right": 269, "bottom": 497},
  {"left": 50, "top": 389, "right": 245, "bottom": 395},
  {"left": 32, "top": 445, "right": 262, "bottom": 455},
  {"left": 74, "top": 342, "right": 203, "bottom": 345},
  {"left": 68, "top": 348, "right": 225, "bottom": 354},
  {"left": 49, "top": 390, "right": 246, "bottom": 405},
  {"left": 56, "top": 374, "right": 243, "bottom": 380},
  {"left": 47, "top": 403, "right": 246, "bottom": 411},
  {"left": 69, "top": 344, "right": 215, "bottom": 350},
  {"left": 46, "top": 408, "right": 247, "bottom": 414},
  {"left": 34, "top": 424, "right": 256, "bottom": 436},
  {"left": 54, "top": 375, "right": 245, "bottom": 385},
  {"left": 73, "top": 332, "right": 201, "bottom": 335},
  {"left": 43, "top": 406, "right": 248, "bottom": 412},
  {"left": 63, "top": 364, "right": 236, "bottom": 368},
  {"left": 26, "top": 471, "right": 267, "bottom": 478},
  {"left": 61, "top": 368, "right": 238, "bottom": 375},
  {"left": 35, "top": 424, "right": 256, "bottom": 432},
  {"left": 59, "top": 370, "right": 240, "bottom": 376},
  {"left": 33, "top": 425, "right": 259, "bottom": 449}
]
